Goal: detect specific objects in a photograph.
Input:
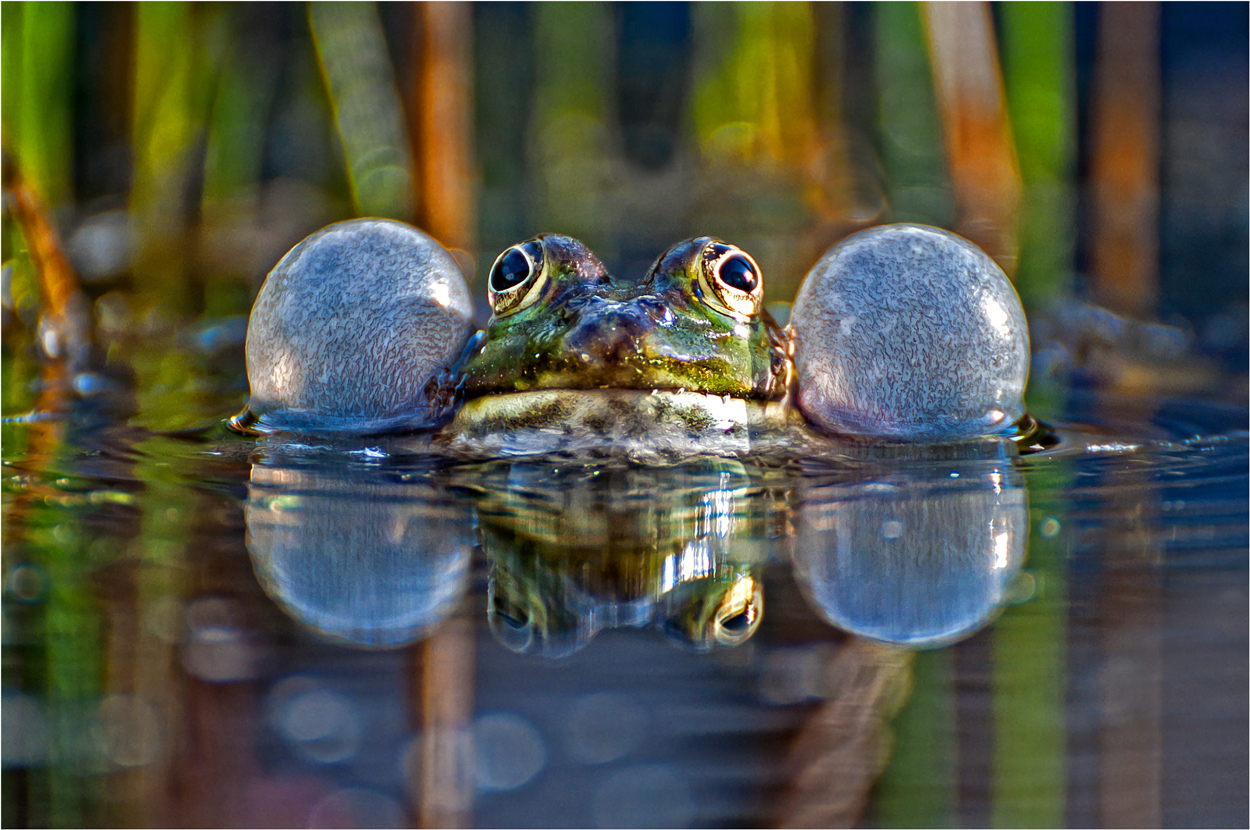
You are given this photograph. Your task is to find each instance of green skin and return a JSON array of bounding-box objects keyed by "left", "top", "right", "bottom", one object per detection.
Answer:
[{"left": 458, "top": 235, "right": 790, "bottom": 402}]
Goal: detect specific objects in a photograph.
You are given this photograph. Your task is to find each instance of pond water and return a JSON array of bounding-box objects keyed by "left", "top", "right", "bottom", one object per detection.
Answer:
[{"left": 2, "top": 325, "right": 1247, "bottom": 827}]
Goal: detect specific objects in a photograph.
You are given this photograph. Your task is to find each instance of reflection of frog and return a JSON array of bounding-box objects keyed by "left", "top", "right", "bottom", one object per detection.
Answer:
[
  {"left": 443, "top": 234, "right": 792, "bottom": 455},
  {"left": 463, "top": 459, "right": 782, "bottom": 656}
]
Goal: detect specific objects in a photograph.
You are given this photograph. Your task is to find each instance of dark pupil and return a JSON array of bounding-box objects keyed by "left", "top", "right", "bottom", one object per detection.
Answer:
[
  {"left": 498, "top": 610, "right": 529, "bottom": 630},
  {"left": 721, "top": 606, "right": 755, "bottom": 633},
  {"left": 491, "top": 248, "right": 533, "bottom": 292},
  {"left": 493, "top": 599, "right": 530, "bottom": 629},
  {"left": 718, "top": 255, "right": 757, "bottom": 293}
]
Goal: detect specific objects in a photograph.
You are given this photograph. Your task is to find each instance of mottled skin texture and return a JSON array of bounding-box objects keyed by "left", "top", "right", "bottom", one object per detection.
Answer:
[
  {"left": 244, "top": 219, "right": 473, "bottom": 432},
  {"left": 447, "top": 235, "right": 791, "bottom": 451},
  {"left": 790, "top": 224, "right": 1030, "bottom": 440}
]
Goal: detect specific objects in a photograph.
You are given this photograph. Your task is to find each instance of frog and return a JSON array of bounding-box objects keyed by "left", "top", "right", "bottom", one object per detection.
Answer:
[
  {"left": 439, "top": 233, "right": 794, "bottom": 456},
  {"left": 237, "top": 218, "right": 1035, "bottom": 450}
]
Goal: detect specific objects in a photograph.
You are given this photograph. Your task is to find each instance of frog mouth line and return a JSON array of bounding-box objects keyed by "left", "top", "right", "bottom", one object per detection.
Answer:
[{"left": 458, "top": 356, "right": 771, "bottom": 402}]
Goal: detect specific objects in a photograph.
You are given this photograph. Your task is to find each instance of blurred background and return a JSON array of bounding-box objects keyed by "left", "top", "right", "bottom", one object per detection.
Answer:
[
  {"left": 3, "top": 5, "right": 1248, "bottom": 829},
  {"left": 3, "top": 1, "right": 1247, "bottom": 409}
]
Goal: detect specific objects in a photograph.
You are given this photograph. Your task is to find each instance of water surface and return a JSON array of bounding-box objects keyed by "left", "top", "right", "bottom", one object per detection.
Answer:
[{"left": 3, "top": 347, "right": 1247, "bottom": 828}]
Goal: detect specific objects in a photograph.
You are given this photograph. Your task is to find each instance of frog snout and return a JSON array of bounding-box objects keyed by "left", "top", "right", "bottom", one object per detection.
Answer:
[{"left": 562, "top": 301, "right": 657, "bottom": 365}]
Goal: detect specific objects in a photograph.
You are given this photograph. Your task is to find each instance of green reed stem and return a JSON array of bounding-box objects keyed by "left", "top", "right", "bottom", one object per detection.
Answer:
[
  {"left": 874, "top": 2, "right": 952, "bottom": 227},
  {"left": 872, "top": 649, "right": 958, "bottom": 827},
  {"left": 1, "top": 2, "right": 75, "bottom": 208},
  {"left": 1000, "top": 2, "right": 1077, "bottom": 310},
  {"left": 309, "top": 1, "right": 414, "bottom": 221},
  {"left": 991, "top": 473, "right": 1069, "bottom": 827}
]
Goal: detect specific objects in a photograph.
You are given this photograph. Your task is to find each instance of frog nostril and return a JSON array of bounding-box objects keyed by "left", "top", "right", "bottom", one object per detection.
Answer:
[{"left": 567, "top": 304, "right": 651, "bottom": 350}]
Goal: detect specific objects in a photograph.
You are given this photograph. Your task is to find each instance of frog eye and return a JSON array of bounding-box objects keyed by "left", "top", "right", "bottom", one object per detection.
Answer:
[
  {"left": 488, "top": 583, "right": 537, "bottom": 652},
  {"left": 712, "top": 576, "right": 762, "bottom": 646},
  {"left": 699, "top": 243, "right": 764, "bottom": 319},
  {"left": 487, "top": 239, "right": 548, "bottom": 317}
]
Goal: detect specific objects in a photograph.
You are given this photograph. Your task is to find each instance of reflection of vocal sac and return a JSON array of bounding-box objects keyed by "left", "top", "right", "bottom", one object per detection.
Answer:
[
  {"left": 245, "top": 452, "right": 473, "bottom": 648},
  {"left": 792, "top": 439, "right": 1029, "bottom": 648}
]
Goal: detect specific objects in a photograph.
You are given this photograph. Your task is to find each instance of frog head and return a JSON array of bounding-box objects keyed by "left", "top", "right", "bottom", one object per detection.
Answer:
[
  {"left": 449, "top": 235, "right": 791, "bottom": 450},
  {"left": 460, "top": 233, "right": 787, "bottom": 398}
]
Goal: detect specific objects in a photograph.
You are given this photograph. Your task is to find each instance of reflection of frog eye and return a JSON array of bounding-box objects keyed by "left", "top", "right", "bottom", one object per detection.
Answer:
[
  {"left": 713, "top": 576, "right": 762, "bottom": 646},
  {"left": 700, "top": 243, "right": 764, "bottom": 319},
  {"left": 488, "top": 586, "right": 536, "bottom": 652},
  {"left": 488, "top": 239, "right": 548, "bottom": 317}
]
